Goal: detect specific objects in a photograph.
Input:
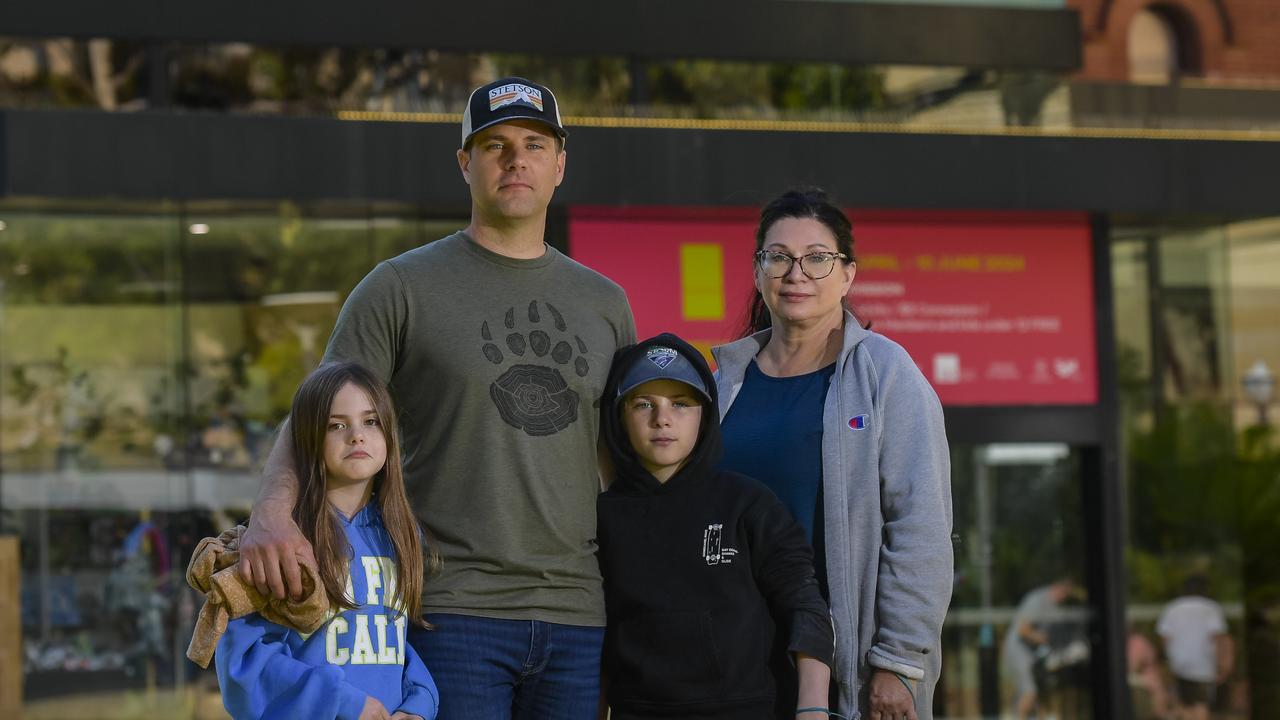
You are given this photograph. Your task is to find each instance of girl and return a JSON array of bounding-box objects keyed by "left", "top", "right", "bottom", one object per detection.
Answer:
[{"left": 217, "top": 362, "right": 439, "bottom": 720}]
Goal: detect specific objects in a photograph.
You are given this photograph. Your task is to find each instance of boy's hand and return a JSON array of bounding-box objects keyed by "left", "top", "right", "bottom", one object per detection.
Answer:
[
  {"left": 390, "top": 713, "right": 423, "bottom": 720},
  {"left": 357, "top": 697, "right": 391, "bottom": 720}
]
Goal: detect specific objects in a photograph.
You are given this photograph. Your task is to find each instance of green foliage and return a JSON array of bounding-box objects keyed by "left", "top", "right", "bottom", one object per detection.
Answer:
[
  {"left": 4, "top": 40, "right": 890, "bottom": 119},
  {"left": 483, "top": 56, "right": 889, "bottom": 117},
  {"left": 1127, "top": 402, "right": 1240, "bottom": 554},
  {"left": 1115, "top": 341, "right": 1151, "bottom": 412},
  {"left": 646, "top": 60, "right": 886, "bottom": 116},
  {"left": 1123, "top": 399, "right": 1280, "bottom": 709},
  {"left": 248, "top": 50, "right": 288, "bottom": 101},
  {"left": 489, "top": 54, "right": 632, "bottom": 111},
  {"left": 0, "top": 213, "right": 175, "bottom": 304},
  {"left": 651, "top": 61, "right": 773, "bottom": 114},
  {"left": 1125, "top": 548, "right": 1181, "bottom": 604},
  {"left": 768, "top": 63, "right": 885, "bottom": 111},
  {"left": 1125, "top": 398, "right": 1280, "bottom": 606}
]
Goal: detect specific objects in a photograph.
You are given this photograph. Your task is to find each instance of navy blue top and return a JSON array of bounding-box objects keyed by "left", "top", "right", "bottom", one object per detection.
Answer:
[{"left": 720, "top": 360, "right": 835, "bottom": 593}]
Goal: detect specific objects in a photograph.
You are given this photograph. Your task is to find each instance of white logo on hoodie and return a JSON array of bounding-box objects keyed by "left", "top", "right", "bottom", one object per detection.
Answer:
[{"left": 702, "top": 524, "right": 739, "bottom": 565}]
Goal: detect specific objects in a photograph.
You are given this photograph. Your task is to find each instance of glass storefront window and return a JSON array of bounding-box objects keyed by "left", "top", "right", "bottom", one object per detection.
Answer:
[
  {"left": 4, "top": 203, "right": 1279, "bottom": 719},
  {"left": 1113, "top": 219, "right": 1280, "bottom": 720},
  {"left": 0, "top": 201, "right": 465, "bottom": 718},
  {"left": 181, "top": 206, "right": 455, "bottom": 480},
  {"left": 1226, "top": 218, "right": 1280, "bottom": 430},
  {"left": 0, "top": 208, "right": 182, "bottom": 475},
  {"left": 0, "top": 207, "right": 191, "bottom": 712},
  {"left": 943, "top": 442, "right": 1094, "bottom": 719}
]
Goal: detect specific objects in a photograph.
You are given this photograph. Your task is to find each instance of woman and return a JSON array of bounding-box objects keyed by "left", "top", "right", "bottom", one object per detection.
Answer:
[{"left": 713, "top": 188, "right": 953, "bottom": 720}]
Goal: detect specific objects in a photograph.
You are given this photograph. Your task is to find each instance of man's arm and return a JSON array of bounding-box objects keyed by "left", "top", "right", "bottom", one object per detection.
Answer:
[
  {"left": 242, "top": 260, "right": 405, "bottom": 599},
  {"left": 237, "top": 420, "right": 315, "bottom": 600},
  {"left": 1017, "top": 618, "right": 1049, "bottom": 648},
  {"left": 240, "top": 258, "right": 404, "bottom": 599}
]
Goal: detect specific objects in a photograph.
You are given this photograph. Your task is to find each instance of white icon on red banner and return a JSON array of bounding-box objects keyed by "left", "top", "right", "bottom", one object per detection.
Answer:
[
  {"left": 933, "top": 354, "right": 961, "bottom": 385},
  {"left": 1053, "top": 357, "right": 1080, "bottom": 379}
]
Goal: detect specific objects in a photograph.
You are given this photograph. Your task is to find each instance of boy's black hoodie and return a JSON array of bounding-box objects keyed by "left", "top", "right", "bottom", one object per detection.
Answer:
[{"left": 598, "top": 333, "right": 834, "bottom": 719}]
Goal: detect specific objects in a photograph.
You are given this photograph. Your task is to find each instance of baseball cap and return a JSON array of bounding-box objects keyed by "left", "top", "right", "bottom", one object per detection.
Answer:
[
  {"left": 461, "top": 77, "right": 567, "bottom": 149},
  {"left": 617, "top": 346, "right": 712, "bottom": 405}
]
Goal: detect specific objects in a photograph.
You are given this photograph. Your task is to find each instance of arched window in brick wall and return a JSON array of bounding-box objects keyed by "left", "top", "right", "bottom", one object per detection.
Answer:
[{"left": 1128, "top": 5, "right": 1204, "bottom": 83}]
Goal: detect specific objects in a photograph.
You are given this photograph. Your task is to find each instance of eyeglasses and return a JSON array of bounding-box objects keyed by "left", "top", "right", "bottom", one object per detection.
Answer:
[{"left": 754, "top": 250, "right": 849, "bottom": 280}]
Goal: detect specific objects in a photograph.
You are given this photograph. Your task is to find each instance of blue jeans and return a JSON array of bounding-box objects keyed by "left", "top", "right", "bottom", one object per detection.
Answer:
[{"left": 408, "top": 613, "right": 604, "bottom": 720}]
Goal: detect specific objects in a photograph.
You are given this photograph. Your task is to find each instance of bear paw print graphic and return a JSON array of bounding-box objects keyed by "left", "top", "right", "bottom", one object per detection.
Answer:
[{"left": 481, "top": 300, "right": 590, "bottom": 437}]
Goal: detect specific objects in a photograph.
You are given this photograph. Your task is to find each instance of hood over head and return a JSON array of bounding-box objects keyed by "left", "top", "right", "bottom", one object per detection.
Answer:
[{"left": 601, "top": 333, "right": 721, "bottom": 494}]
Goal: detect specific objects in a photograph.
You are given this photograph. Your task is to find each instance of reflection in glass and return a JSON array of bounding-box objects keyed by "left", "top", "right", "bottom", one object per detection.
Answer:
[
  {"left": 943, "top": 442, "right": 1093, "bottom": 719},
  {"left": 0, "top": 201, "right": 464, "bottom": 717},
  {"left": 0, "top": 208, "right": 191, "bottom": 708},
  {"left": 1112, "top": 220, "right": 1280, "bottom": 719}
]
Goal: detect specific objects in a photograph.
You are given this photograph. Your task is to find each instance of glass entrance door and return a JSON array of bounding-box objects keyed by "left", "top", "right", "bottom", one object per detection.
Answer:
[{"left": 939, "top": 442, "right": 1095, "bottom": 719}]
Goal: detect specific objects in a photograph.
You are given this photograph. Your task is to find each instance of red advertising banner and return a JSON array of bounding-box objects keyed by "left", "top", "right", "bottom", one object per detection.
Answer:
[{"left": 569, "top": 207, "right": 1096, "bottom": 406}]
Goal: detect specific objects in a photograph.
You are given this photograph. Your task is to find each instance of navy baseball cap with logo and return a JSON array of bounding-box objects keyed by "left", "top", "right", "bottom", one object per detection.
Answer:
[
  {"left": 616, "top": 346, "right": 712, "bottom": 406},
  {"left": 461, "top": 76, "right": 567, "bottom": 149}
]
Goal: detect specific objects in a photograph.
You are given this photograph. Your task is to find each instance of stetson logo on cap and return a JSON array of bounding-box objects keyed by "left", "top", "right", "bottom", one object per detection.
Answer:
[
  {"left": 489, "top": 83, "right": 544, "bottom": 112},
  {"left": 462, "top": 76, "right": 566, "bottom": 149}
]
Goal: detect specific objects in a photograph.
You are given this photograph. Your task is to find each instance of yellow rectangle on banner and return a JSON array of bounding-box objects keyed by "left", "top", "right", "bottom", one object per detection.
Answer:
[{"left": 680, "top": 244, "right": 724, "bottom": 321}]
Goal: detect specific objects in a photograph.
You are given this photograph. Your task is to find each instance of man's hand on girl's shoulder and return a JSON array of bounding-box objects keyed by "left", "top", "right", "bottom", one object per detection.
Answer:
[{"left": 238, "top": 507, "right": 316, "bottom": 601}]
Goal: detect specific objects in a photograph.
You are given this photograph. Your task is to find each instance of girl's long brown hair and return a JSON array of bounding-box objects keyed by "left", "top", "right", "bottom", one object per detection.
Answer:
[{"left": 287, "top": 361, "right": 437, "bottom": 625}]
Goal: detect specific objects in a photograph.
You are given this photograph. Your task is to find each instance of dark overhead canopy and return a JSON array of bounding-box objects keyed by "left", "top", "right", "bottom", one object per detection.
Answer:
[
  {"left": 4, "top": 109, "right": 1277, "bottom": 216},
  {"left": 0, "top": 0, "right": 1081, "bottom": 71}
]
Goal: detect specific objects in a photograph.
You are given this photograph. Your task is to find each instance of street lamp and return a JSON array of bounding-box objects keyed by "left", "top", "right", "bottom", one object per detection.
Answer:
[{"left": 1242, "top": 359, "right": 1275, "bottom": 425}]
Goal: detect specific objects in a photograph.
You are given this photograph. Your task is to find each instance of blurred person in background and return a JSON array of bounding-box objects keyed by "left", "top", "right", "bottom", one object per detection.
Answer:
[
  {"left": 1001, "top": 577, "right": 1085, "bottom": 720},
  {"left": 1128, "top": 622, "right": 1173, "bottom": 720},
  {"left": 1158, "top": 575, "right": 1233, "bottom": 720}
]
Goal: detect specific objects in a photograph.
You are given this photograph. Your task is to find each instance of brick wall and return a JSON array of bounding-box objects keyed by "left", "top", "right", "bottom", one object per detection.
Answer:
[{"left": 1070, "top": 0, "right": 1280, "bottom": 83}]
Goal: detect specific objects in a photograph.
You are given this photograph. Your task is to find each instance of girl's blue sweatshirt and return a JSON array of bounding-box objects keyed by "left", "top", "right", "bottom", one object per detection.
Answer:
[{"left": 216, "top": 503, "right": 438, "bottom": 720}]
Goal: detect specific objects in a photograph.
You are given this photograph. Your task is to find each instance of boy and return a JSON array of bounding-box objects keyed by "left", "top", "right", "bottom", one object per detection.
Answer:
[{"left": 597, "top": 333, "right": 835, "bottom": 720}]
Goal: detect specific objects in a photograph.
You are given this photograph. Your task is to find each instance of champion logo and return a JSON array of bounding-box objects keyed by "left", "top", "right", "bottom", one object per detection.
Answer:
[
  {"left": 646, "top": 346, "right": 678, "bottom": 369},
  {"left": 488, "top": 83, "right": 544, "bottom": 112},
  {"left": 848, "top": 414, "right": 870, "bottom": 430}
]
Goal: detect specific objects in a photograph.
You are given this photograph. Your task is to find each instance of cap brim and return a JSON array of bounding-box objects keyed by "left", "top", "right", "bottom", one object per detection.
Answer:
[
  {"left": 462, "top": 115, "right": 568, "bottom": 149},
  {"left": 616, "top": 377, "right": 712, "bottom": 406}
]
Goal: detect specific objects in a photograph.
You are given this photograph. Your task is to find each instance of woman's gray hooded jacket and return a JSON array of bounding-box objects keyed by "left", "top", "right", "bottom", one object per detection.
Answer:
[{"left": 713, "top": 312, "right": 953, "bottom": 719}]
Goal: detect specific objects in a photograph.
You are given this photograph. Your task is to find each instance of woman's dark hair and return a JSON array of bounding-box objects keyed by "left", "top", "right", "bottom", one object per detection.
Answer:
[
  {"left": 287, "top": 361, "right": 438, "bottom": 625},
  {"left": 741, "top": 187, "right": 859, "bottom": 336}
]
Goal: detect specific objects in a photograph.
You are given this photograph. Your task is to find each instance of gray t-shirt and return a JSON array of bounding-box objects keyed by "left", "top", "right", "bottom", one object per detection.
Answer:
[{"left": 323, "top": 232, "right": 635, "bottom": 625}]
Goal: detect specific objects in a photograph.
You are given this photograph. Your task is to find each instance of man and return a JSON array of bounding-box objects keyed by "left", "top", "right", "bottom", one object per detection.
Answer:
[
  {"left": 1157, "top": 575, "right": 1232, "bottom": 720},
  {"left": 1001, "top": 577, "right": 1083, "bottom": 720},
  {"left": 238, "top": 77, "right": 636, "bottom": 719}
]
